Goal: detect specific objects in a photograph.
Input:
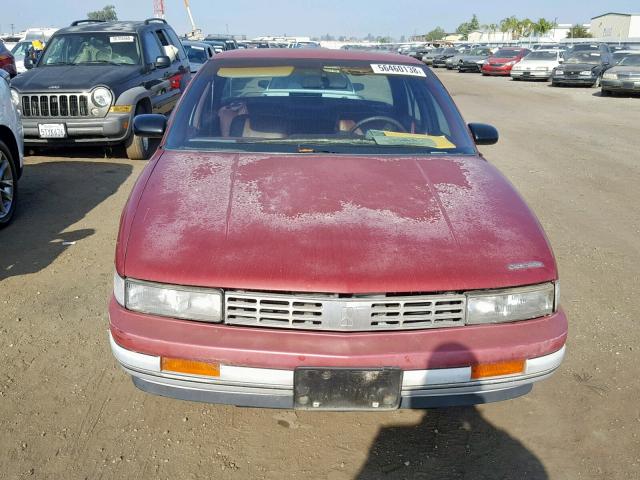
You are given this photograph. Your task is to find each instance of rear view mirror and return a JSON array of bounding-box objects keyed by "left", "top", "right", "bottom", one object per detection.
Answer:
[
  {"left": 133, "top": 114, "right": 167, "bottom": 138},
  {"left": 24, "top": 57, "right": 34, "bottom": 70},
  {"left": 468, "top": 123, "right": 499, "bottom": 146},
  {"left": 155, "top": 55, "right": 171, "bottom": 69}
]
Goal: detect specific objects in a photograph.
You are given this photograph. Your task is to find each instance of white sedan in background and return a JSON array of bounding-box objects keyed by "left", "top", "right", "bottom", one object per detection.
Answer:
[{"left": 511, "top": 50, "right": 563, "bottom": 81}]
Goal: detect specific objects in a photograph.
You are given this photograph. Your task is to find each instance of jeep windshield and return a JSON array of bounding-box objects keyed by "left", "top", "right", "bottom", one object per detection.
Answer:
[
  {"left": 564, "top": 52, "right": 601, "bottom": 64},
  {"left": 165, "top": 59, "right": 476, "bottom": 155},
  {"left": 40, "top": 33, "right": 141, "bottom": 66}
]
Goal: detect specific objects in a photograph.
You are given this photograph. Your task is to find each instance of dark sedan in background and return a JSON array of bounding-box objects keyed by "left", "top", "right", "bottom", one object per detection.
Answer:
[
  {"left": 601, "top": 52, "right": 640, "bottom": 95},
  {"left": 432, "top": 47, "right": 459, "bottom": 68},
  {"left": 552, "top": 44, "right": 613, "bottom": 87}
]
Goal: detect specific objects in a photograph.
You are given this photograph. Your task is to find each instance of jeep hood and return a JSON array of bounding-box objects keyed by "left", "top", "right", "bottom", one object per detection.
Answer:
[
  {"left": 120, "top": 152, "right": 557, "bottom": 293},
  {"left": 11, "top": 64, "right": 141, "bottom": 94}
]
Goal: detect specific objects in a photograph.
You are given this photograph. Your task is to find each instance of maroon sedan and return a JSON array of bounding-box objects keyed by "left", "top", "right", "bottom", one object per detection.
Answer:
[
  {"left": 482, "top": 47, "right": 531, "bottom": 76},
  {"left": 109, "top": 49, "right": 566, "bottom": 410}
]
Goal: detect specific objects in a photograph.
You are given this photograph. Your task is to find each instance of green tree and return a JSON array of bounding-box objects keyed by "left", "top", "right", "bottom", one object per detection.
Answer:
[
  {"left": 533, "top": 18, "right": 555, "bottom": 37},
  {"left": 567, "top": 24, "right": 592, "bottom": 39},
  {"left": 87, "top": 5, "right": 117, "bottom": 21},
  {"left": 456, "top": 14, "right": 480, "bottom": 40},
  {"left": 425, "top": 27, "right": 446, "bottom": 41},
  {"left": 500, "top": 16, "right": 519, "bottom": 38}
]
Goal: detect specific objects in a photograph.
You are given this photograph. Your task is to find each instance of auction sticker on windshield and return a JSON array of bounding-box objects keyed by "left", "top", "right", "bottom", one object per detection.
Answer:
[
  {"left": 110, "top": 36, "right": 135, "bottom": 43},
  {"left": 371, "top": 64, "right": 426, "bottom": 77}
]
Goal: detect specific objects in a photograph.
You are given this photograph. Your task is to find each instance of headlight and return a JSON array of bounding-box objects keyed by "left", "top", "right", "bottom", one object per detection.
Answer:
[
  {"left": 536, "top": 66, "right": 548, "bottom": 71},
  {"left": 579, "top": 70, "right": 593, "bottom": 76},
  {"left": 466, "top": 283, "right": 555, "bottom": 325},
  {"left": 10, "top": 88, "right": 20, "bottom": 109},
  {"left": 603, "top": 72, "right": 617, "bottom": 80},
  {"left": 91, "top": 87, "right": 113, "bottom": 108},
  {"left": 555, "top": 70, "right": 564, "bottom": 76},
  {"left": 114, "top": 274, "right": 222, "bottom": 323}
]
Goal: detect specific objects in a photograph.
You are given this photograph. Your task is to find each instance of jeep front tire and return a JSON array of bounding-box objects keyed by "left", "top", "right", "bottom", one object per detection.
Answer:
[{"left": 125, "top": 104, "right": 155, "bottom": 160}]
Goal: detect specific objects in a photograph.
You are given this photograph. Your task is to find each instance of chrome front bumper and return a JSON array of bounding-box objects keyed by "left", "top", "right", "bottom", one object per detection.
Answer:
[{"left": 110, "top": 333, "right": 565, "bottom": 409}]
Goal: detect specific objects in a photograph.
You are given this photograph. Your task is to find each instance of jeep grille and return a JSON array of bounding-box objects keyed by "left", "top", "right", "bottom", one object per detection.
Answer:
[{"left": 21, "top": 94, "right": 90, "bottom": 118}]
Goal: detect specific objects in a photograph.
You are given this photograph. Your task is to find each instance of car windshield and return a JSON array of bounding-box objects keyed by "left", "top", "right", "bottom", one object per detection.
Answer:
[
  {"left": 40, "top": 33, "right": 141, "bottom": 65},
  {"left": 11, "top": 41, "right": 31, "bottom": 59},
  {"left": 470, "top": 48, "right": 491, "bottom": 56},
  {"left": 430, "top": 48, "right": 444, "bottom": 55},
  {"left": 442, "top": 48, "right": 457, "bottom": 54},
  {"left": 165, "top": 59, "right": 475, "bottom": 155},
  {"left": 619, "top": 54, "right": 640, "bottom": 66},
  {"left": 184, "top": 44, "right": 208, "bottom": 64},
  {"left": 493, "top": 49, "right": 519, "bottom": 58},
  {"left": 525, "top": 51, "right": 558, "bottom": 60},
  {"left": 564, "top": 51, "right": 601, "bottom": 64}
]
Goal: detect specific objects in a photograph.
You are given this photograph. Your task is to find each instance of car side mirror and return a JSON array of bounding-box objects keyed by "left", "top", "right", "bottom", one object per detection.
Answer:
[
  {"left": 468, "top": 123, "right": 499, "bottom": 146},
  {"left": 133, "top": 114, "right": 167, "bottom": 138},
  {"left": 558, "top": 59, "right": 564, "bottom": 64},
  {"left": 155, "top": 55, "right": 171, "bottom": 69},
  {"left": 24, "top": 57, "right": 34, "bottom": 70}
]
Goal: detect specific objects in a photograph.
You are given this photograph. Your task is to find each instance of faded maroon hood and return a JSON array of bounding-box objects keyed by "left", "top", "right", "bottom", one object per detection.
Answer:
[{"left": 118, "top": 151, "right": 557, "bottom": 293}]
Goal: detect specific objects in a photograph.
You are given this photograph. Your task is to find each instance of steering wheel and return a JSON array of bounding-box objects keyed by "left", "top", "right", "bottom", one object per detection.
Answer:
[{"left": 349, "top": 116, "right": 407, "bottom": 135}]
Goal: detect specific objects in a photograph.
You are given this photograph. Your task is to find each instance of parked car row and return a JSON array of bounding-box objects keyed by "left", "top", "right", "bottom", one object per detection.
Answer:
[{"left": 411, "top": 42, "right": 640, "bottom": 96}]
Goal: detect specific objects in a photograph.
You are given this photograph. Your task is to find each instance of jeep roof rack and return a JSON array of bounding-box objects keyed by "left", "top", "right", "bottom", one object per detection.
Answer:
[
  {"left": 70, "top": 19, "right": 107, "bottom": 27},
  {"left": 144, "top": 18, "right": 168, "bottom": 25}
]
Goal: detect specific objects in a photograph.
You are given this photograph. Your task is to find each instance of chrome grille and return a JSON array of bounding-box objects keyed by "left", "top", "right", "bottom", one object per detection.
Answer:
[
  {"left": 20, "top": 93, "right": 91, "bottom": 118},
  {"left": 225, "top": 291, "right": 466, "bottom": 331}
]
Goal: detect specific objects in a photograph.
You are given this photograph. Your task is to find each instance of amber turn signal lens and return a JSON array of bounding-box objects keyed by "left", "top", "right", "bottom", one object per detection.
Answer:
[
  {"left": 471, "top": 359, "right": 525, "bottom": 379},
  {"left": 161, "top": 357, "right": 220, "bottom": 377}
]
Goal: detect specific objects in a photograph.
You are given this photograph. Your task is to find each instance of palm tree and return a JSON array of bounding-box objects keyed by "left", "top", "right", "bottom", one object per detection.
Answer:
[
  {"left": 500, "top": 16, "right": 519, "bottom": 39},
  {"left": 533, "top": 18, "right": 555, "bottom": 38}
]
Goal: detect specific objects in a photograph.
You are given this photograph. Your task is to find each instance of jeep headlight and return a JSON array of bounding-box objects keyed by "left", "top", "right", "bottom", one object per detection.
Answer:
[
  {"left": 603, "top": 72, "right": 617, "bottom": 80},
  {"left": 555, "top": 70, "right": 564, "bottom": 76},
  {"left": 10, "top": 88, "right": 20, "bottom": 109},
  {"left": 114, "top": 273, "right": 222, "bottom": 323},
  {"left": 579, "top": 70, "right": 593, "bottom": 76},
  {"left": 466, "top": 283, "right": 556, "bottom": 325},
  {"left": 91, "top": 87, "right": 113, "bottom": 108}
]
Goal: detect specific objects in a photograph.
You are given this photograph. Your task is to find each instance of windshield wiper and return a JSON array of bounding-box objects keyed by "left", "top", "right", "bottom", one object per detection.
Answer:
[
  {"left": 43, "top": 61, "right": 75, "bottom": 66},
  {"left": 79, "top": 60, "right": 123, "bottom": 66}
]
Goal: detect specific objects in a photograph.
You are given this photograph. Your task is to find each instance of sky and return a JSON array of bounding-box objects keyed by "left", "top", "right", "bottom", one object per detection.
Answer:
[{"left": 1, "top": 0, "right": 638, "bottom": 39}]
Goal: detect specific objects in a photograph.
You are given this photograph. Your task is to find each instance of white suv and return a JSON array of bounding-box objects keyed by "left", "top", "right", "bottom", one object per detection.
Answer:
[{"left": 0, "top": 69, "right": 24, "bottom": 227}]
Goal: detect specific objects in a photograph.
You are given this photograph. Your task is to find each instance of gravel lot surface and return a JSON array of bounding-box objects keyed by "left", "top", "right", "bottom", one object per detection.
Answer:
[{"left": 1, "top": 69, "right": 639, "bottom": 480}]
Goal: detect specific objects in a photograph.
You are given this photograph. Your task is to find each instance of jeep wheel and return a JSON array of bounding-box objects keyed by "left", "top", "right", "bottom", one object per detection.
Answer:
[
  {"left": 125, "top": 104, "right": 157, "bottom": 160},
  {"left": 0, "top": 140, "right": 18, "bottom": 228}
]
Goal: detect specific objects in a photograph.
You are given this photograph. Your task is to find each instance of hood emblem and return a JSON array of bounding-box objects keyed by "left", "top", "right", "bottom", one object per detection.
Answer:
[{"left": 508, "top": 261, "right": 545, "bottom": 271}]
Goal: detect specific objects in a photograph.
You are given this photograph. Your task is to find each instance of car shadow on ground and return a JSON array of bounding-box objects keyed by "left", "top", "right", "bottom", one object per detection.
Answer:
[
  {"left": 356, "top": 343, "right": 548, "bottom": 480},
  {"left": 26, "top": 146, "right": 129, "bottom": 160},
  {"left": 355, "top": 406, "right": 547, "bottom": 480},
  {"left": 0, "top": 159, "right": 132, "bottom": 281}
]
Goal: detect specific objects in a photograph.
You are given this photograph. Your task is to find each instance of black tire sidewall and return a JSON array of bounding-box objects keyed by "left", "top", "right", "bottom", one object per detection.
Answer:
[{"left": 0, "top": 140, "right": 18, "bottom": 228}]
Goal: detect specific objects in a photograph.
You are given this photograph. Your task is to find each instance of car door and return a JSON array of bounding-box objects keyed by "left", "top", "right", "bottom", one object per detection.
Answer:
[
  {"left": 140, "top": 30, "right": 174, "bottom": 114},
  {"left": 151, "top": 28, "right": 184, "bottom": 114}
]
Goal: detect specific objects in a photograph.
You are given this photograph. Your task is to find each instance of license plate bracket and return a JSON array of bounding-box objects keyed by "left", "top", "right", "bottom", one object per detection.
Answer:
[
  {"left": 38, "top": 123, "right": 67, "bottom": 139},
  {"left": 294, "top": 368, "right": 402, "bottom": 411}
]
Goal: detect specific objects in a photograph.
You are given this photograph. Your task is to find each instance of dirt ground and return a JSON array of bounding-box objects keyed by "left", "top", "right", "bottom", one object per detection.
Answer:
[{"left": 1, "top": 70, "right": 639, "bottom": 480}]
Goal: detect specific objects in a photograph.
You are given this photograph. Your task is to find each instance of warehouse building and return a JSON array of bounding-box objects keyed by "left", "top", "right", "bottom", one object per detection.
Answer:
[{"left": 590, "top": 12, "right": 640, "bottom": 39}]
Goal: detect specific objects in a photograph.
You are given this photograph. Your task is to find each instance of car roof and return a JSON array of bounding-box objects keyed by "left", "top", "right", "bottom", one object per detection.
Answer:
[
  {"left": 215, "top": 48, "right": 423, "bottom": 64},
  {"left": 182, "top": 40, "right": 210, "bottom": 47},
  {"left": 56, "top": 20, "right": 168, "bottom": 35}
]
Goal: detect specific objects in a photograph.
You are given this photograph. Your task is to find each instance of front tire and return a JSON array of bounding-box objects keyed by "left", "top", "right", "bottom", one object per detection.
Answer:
[
  {"left": 125, "top": 104, "right": 157, "bottom": 160},
  {"left": 0, "top": 140, "right": 18, "bottom": 229}
]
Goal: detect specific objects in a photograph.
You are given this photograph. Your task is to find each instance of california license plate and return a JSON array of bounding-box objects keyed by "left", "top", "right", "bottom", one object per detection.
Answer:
[
  {"left": 38, "top": 123, "right": 66, "bottom": 138},
  {"left": 294, "top": 368, "right": 402, "bottom": 411}
]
